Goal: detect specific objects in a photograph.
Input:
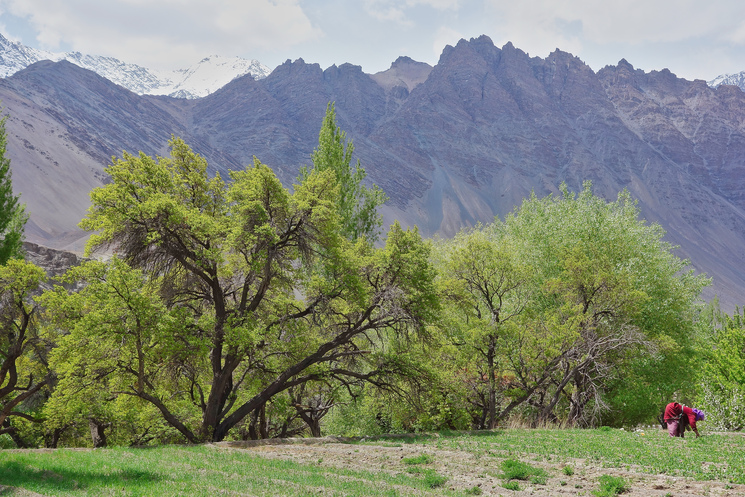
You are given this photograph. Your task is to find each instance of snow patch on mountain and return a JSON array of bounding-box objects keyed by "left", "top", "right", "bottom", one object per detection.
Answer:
[
  {"left": 0, "top": 33, "right": 270, "bottom": 99},
  {"left": 708, "top": 71, "right": 745, "bottom": 91}
]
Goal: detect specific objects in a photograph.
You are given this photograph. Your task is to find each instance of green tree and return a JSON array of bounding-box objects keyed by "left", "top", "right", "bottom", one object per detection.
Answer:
[
  {"left": 41, "top": 257, "right": 182, "bottom": 447},
  {"left": 695, "top": 305, "right": 745, "bottom": 430},
  {"left": 505, "top": 183, "right": 708, "bottom": 425},
  {"left": 302, "top": 102, "right": 387, "bottom": 244},
  {"left": 431, "top": 182, "right": 708, "bottom": 427},
  {"left": 433, "top": 224, "right": 530, "bottom": 428},
  {"left": 0, "top": 110, "right": 26, "bottom": 264},
  {"left": 0, "top": 259, "right": 47, "bottom": 443},
  {"left": 44, "top": 137, "right": 436, "bottom": 443}
]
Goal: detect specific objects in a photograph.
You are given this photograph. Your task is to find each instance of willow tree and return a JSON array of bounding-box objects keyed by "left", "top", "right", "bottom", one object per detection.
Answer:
[
  {"left": 433, "top": 224, "right": 531, "bottom": 428},
  {"left": 504, "top": 183, "right": 708, "bottom": 425},
  {"left": 43, "top": 137, "right": 437, "bottom": 443},
  {"left": 433, "top": 182, "right": 708, "bottom": 427}
]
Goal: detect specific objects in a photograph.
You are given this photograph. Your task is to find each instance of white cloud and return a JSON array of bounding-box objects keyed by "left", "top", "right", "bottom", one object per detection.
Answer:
[
  {"left": 364, "top": 0, "right": 460, "bottom": 25},
  {"left": 483, "top": 0, "right": 745, "bottom": 51},
  {"left": 0, "top": 0, "right": 321, "bottom": 69}
]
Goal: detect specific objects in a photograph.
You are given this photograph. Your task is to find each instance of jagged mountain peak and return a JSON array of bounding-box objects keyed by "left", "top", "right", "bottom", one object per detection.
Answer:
[
  {"left": 0, "top": 32, "right": 271, "bottom": 99},
  {"left": 372, "top": 56, "right": 432, "bottom": 93}
]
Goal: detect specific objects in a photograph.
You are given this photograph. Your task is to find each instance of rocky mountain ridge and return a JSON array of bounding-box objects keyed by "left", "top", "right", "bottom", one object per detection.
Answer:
[
  {"left": 2, "top": 35, "right": 744, "bottom": 310},
  {"left": 0, "top": 32, "right": 270, "bottom": 98}
]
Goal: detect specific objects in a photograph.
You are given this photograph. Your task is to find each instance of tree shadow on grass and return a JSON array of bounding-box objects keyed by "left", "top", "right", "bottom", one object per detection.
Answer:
[{"left": 0, "top": 460, "right": 160, "bottom": 494}]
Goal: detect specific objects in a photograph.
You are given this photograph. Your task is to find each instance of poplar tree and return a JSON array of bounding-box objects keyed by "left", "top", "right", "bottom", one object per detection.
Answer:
[
  {"left": 302, "top": 102, "right": 387, "bottom": 244},
  {"left": 0, "top": 110, "right": 26, "bottom": 264}
]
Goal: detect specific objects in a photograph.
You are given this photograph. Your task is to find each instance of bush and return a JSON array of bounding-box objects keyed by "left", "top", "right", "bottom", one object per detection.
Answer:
[
  {"left": 501, "top": 458, "right": 548, "bottom": 481},
  {"left": 594, "top": 475, "right": 629, "bottom": 496},
  {"left": 402, "top": 454, "right": 433, "bottom": 465}
]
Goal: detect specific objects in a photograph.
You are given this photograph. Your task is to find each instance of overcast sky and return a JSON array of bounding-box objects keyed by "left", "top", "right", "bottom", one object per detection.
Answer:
[{"left": 1, "top": 0, "right": 744, "bottom": 81}]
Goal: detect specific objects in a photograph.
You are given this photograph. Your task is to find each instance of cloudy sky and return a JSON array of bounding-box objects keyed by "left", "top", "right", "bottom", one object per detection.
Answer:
[{"left": 1, "top": 0, "right": 744, "bottom": 81}]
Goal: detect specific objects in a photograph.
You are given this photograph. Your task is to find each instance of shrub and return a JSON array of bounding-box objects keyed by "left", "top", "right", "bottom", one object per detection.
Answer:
[
  {"left": 501, "top": 458, "right": 547, "bottom": 481},
  {"left": 402, "top": 454, "right": 433, "bottom": 465},
  {"left": 594, "top": 475, "right": 629, "bottom": 496},
  {"left": 502, "top": 480, "right": 520, "bottom": 491}
]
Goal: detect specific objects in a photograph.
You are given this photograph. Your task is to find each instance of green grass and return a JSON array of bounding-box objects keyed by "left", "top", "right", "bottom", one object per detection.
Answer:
[
  {"left": 401, "top": 453, "right": 433, "bottom": 465},
  {"left": 502, "top": 480, "right": 520, "bottom": 490},
  {"left": 500, "top": 458, "right": 547, "bottom": 482},
  {"left": 3, "top": 428, "right": 745, "bottom": 495},
  {"left": 0, "top": 445, "right": 456, "bottom": 496}
]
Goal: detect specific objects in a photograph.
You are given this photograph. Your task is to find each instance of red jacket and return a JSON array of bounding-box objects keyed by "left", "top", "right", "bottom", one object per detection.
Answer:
[
  {"left": 664, "top": 402, "right": 682, "bottom": 421},
  {"left": 664, "top": 403, "right": 697, "bottom": 429}
]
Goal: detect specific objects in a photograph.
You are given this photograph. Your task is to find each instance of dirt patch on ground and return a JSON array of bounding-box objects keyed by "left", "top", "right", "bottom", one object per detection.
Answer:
[
  {"left": 214, "top": 437, "right": 745, "bottom": 496},
  {"left": 0, "top": 485, "right": 47, "bottom": 496}
]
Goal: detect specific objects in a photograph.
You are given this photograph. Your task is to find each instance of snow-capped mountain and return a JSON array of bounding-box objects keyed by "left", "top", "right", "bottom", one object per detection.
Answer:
[
  {"left": 708, "top": 71, "right": 745, "bottom": 91},
  {"left": 0, "top": 32, "right": 270, "bottom": 99}
]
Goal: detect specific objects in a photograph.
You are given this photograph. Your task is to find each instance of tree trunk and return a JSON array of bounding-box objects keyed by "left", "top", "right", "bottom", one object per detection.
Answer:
[
  {"left": 2, "top": 418, "right": 31, "bottom": 448},
  {"left": 89, "top": 418, "right": 109, "bottom": 448},
  {"left": 45, "top": 425, "right": 68, "bottom": 448},
  {"left": 259, "top": 404, "right": 268, "bottom": 439},
  {"left": 487, "top": 337, "right": 498, "bottom": 429}
]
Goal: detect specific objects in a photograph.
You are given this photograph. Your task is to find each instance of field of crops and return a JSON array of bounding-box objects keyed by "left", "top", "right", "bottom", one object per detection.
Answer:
[{"left": 1, "top": 428, "right": 744, "bottom": 496}]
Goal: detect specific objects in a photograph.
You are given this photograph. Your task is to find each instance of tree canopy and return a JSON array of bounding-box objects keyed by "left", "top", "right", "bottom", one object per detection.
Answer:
[
  {"left": 433, "top": 183, "right": 708, "bottom": 427},
  {"left": 42, "top": 135, "right": 434, "bottom": 443}
]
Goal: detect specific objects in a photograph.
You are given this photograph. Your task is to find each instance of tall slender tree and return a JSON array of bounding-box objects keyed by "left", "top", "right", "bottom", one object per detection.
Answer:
[
  {"left": 0, "top": 110, "right": 26, "bottom": 264},
  {"left": 301, "top": 102, "right": 387, "bottom": 244}
]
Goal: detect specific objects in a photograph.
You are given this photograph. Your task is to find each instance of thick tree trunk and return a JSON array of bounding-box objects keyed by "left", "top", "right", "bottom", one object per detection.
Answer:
[
  {"left": 2, "top": 418, "right": 31, "bottom": 448},
  {"left": 89, "top": 418, "right": 109, "bottom": 448},
  {"left": 45, "top": 425, "right": 68, "bottom": 448}
]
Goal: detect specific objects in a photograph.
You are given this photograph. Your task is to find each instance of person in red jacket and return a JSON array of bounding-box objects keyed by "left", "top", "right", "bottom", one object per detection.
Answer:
[{"left": 663, "top": 402, "right": 705, "bottom": 437}]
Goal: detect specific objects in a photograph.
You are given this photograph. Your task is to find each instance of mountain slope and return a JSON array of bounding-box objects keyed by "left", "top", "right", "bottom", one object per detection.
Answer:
[{"left": 2, "top": 36, "right": 745, "bottom": 310}]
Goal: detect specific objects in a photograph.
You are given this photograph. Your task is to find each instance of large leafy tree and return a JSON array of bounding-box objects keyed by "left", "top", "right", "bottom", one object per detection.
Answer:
[
  {"left": 41, "top": 257, "right": 179, "bottom": 447},
  {"left": 695, "top": 306, "right": 745, "bottom": 430},
  {"left": 506, "top": 183, "right": 708, "bottom": 425},
  {"left": 0, "top": 109, "right": 41, "bottom": 446},
  {"left": 43, "top": 137, "right": 436, "bottom": 443},
  {"left": 0, "top": 110, "right": 26, "bottom": 264},
  {"left": 433, "top": 224, "right": 530, "bottom": 428},
  {"left": 432, "top": 182, "right": 708, "bottom": 427}
]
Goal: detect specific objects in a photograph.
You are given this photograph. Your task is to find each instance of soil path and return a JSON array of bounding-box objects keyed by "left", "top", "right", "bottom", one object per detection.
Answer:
[{"left": 215, "top": 437, "right": 745, "bottom": 496}]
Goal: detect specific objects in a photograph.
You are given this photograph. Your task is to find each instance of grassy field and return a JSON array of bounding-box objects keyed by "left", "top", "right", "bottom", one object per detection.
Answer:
[{"left": 1, "top": 428, "right": 744, "bottom": 496}]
